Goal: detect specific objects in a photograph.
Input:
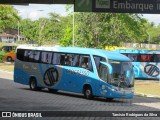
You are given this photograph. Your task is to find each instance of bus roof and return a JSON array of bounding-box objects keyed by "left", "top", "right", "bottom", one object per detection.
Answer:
[
  {"left": 17, "top": 46, "right": 131, "bottom": 61},
  {"left": 113, "top": 49, "right": 160, "bottom": 54}
]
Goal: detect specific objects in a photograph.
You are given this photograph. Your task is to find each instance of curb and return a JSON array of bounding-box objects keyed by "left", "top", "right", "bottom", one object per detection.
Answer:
[{"left": 135, "top": 92, "right": 160, "bottom": 99}]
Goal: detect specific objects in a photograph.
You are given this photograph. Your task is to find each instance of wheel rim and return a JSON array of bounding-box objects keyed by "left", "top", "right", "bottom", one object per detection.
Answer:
[
  {"left": 85, "top": 89, "right": 91, "bottom": 98},
  {"left": 7, "top": 57, "right": 11, "bottom": 61},
  {"left": 31, "top": 81, "right": 35, "bottom": 89}
]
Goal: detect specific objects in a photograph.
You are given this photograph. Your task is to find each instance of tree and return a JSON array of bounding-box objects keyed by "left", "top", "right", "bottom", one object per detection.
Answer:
[
  {"left": 71, "top": 13, "right": 148, "bottom": 48},
  {"left": 41, "top": 13, "right": 64, "bottom": 45},
  {"left": 20, "top": 19, "right": 39, "bottom": 42},
  {"left": 146, "top": 22, "right": 160, "bottom": 44},
  {"left": 0, "top": 5, "right": 20, "bottom": 31},
  {"left": 59, "top": 15, "right": 73, "bottom": 46},
  {"left": 20, "top": 12, "right": 65, "bottom": 45}
]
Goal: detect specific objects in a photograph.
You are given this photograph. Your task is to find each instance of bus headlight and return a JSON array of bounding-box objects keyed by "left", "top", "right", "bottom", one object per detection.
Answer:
[{"left": 111, "top": 88, "right": 118, "bottom": 91}]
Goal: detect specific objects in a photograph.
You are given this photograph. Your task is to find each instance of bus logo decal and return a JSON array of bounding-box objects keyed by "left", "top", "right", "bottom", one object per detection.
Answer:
[
  {"left": 43, "top": 68, "right": 59, "bottom": 86},
  {"left": 144, "top": 64, "right": 159, "bottom": 77}
]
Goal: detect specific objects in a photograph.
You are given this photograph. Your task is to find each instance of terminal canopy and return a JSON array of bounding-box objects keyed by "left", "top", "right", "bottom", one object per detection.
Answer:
[
  {"left": 0, "top": 0, "right": 74, "bottom": 4},
  {"left": 1, "top": 0, "right": 160, "bottom": 13}
]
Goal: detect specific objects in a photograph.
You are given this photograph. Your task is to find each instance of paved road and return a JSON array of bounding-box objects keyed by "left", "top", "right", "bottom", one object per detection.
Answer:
[{"left": 0, "top": 71, "right": 160, "bottom": 119}]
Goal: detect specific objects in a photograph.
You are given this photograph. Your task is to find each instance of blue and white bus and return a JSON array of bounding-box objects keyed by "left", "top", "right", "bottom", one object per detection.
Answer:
[
  {"left": 113, "top": 49, "right": 160, "bottom": 79},
  {"left": 14, "top": 46, "right": 134, "bottom": 100}
]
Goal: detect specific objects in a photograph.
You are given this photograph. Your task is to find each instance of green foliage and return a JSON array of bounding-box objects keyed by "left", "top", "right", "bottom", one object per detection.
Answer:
[
  {"left": 0, "top": 50, "right": 6, "bottom": 63},
  {"left": 60, "top": 25, "right": 72, "bottom": 46},
  {"left": 0, "top": 5, "right": 20, "bottom": 31},
  {"left": 59, "top": 15, "right": 73, "bottom": 46},
  {"left": 72, "top": 13, "right": 149, "bottom": 48},
  {"left": 147, "top": 23, "right": 160, "bottom": 44},
  {"left": 1, "top": 4, "right": 158, "bottom": 48},
  {"left": 20, "top": 13, "right": 65, "bottom": 46}
]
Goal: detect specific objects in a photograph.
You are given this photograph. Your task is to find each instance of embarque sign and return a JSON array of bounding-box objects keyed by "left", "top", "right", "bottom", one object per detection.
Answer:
[{"left": 75, "top": 0, "right": 160, "bottom": 13}]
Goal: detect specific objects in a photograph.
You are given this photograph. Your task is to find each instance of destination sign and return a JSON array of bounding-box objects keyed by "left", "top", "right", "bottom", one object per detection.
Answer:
[{"left": 75, "top": 0, "right": 160, "bottom": 14}]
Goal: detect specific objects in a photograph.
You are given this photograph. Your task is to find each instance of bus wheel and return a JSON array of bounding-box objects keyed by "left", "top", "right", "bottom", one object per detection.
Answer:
[
  {"left": 84, "top": 86, "right": 93, "bottom": 99},
  {"left": 7, "top": 56, "right": 12, "bottom": 62},
  {"left": 29, "top": 79, "right": 41, "bottom": 91},
  {"left": 48, "top": 88, "right": 58, "bottom": 93}
]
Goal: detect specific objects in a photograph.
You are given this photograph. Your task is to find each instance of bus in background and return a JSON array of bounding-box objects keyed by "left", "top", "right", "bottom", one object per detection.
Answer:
[
  {"left": 3, "top": 51, "right": 16, "bottom": 62},
  {"left": 113, "top": 49, "right": 160, "bottom": 79},
  {"left": 14, "top": 46, "right": 134, "bottom": 100},
  {"left": 0, "top": 45, "right": 17, "bottom": 62}
]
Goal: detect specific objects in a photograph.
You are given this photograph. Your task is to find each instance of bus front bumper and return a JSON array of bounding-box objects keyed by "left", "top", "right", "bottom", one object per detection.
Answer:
[{"left": 100, "top": 86, "right": 134, "bottom": 99}]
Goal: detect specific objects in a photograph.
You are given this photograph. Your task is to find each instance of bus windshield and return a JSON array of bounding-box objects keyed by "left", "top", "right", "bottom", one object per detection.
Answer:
[{"left": 109, "top": 60, "right": 134, "bottom": 88}]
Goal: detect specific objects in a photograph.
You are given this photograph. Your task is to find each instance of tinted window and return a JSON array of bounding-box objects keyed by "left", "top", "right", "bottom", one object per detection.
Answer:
[
  {"left": 41, "top": 52, "right": 52, "bottom": 64},
  {"left": 17, "top": 49, "right": 25, "bottom": 61},
  {"left": 93, "top": 56, "right": 106, "bottom": 70},
  {"left": 24, "top": 50, "right": 30, "bottom": 61},
  {"left": 122, "top": 53, "right": 160, "bottom": 62},
  {"left": 3, "top": 46, "right": 16, "bottom": 52},
  {"left": 53, "top": 53, "right": 61, "bottom": 64},
  {"left": 98, "top": 64, "right": 109, "bottom": 82},
  {"left": 34, "top": 51, "right": 40, "bottom": 62},
  {"left": 72, "top": 54, "right": 80, "bottom": 67},
  {"left": 54, "top": 53, "right": 73, "bottom": 66},
  {"left": 64, "top": 54, "right": 73, "bottom": 66},
  {"left": 79, "top": 55, "right": 92, "bottom": 71}
]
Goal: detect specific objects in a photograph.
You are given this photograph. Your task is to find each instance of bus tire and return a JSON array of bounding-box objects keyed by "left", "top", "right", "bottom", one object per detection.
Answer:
[
  {"left": 7, "top": 56, "right": 12, "bottom": 62},
  {"left": 84, "top": 86, "right": 93, "bottom": 100},
  {"left": 48, "top": 88, "right": 58, "bottom": 93},
  {"left": 29, "top": 78, "right": 41, "bottom": 91}
]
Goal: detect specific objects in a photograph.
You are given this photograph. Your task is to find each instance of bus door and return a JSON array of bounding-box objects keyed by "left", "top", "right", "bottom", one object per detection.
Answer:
[{"left": 95, "top": 61, "right": 112, "bottom": 96}]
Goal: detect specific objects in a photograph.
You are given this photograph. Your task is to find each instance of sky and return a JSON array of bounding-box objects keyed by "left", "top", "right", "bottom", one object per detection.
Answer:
[
  {"left": 13, "top": 4, "right": 70, "bottom": 20},
  {"left": 13, "top": 4, "right": 160, "bottom": 26}
]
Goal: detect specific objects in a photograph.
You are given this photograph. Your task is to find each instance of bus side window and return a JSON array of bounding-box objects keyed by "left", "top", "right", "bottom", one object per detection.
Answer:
[
  {"left": 41, "top": 52, "right": 52, "bottom": 64},
  {"left": 65, "top": 54, "right": 73, "bottom": 66},
  {"left": 141, "top": 55, "right": 147, "bottom": 62},
  {"left": 41, "top": 52, "right": 47, "bottom": 63},
  {"left": 24, "top": 50, "right": 29, "bottom": 61},
  {"left": 79, "top": 55, "right": 88, "bottom": 68},
  {"left": 154, "top": 54, "right": 160, "bottom": 62},
  {"left": 60, "top": 54, "right": 65, "bottom": 65},
  {"left": 94, "top": 56, "right": 101, "bottom": 70},
  {"left": 88, "top": 57, "right": 93, "bottom": 71},
  {"left": 34, "top": 51, "right": 40, "bottom": 62},
  {"left": 47, "top": 52, "right": 52, "bottom": 64},
  {"left": 28, "top": 51, "right": 34, "bottom": 62},
  {"left": 72, "top": 55, "right": 80, "bottom": 67},
  {"left": 147, "top": 54, "right": 152, "bottom": 62},
  {"left": 17, "top": 49, "right": 25, "bottom": 61},
  {"left": 157, "top": 55, "right": 160, "bottom": 62},
  {"left": 79, "top": 55, "right": 93, "bottom": 71},
  {"left": 93, "top": 56, "right": 106, "bottom": 71},
  {"left": 128, "top": 54, "right": 137, "bottom": 62},
  {"left": 53, "top": 53, "right": 60, "bottom": 64}
]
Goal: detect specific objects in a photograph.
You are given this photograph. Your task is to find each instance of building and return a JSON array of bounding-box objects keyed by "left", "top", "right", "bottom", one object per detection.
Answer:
[{"left": 0, "top": 29, "right": 25, "bottom": 43}]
